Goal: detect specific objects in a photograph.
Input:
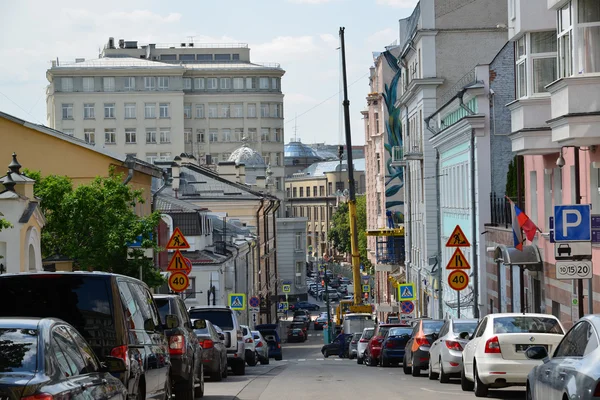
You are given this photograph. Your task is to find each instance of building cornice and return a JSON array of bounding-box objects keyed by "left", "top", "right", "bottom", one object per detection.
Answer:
[
  {"left": 396, "top": 78, "right": 444, "bottom": 107},
  {"left": 429, "top": 115, "right": 485, "bottom": 151}
]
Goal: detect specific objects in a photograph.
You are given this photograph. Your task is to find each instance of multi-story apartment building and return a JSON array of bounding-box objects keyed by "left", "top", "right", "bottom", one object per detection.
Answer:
[
  {"left": 45, "top": 37, "right": 286, "bottom": 194},
  {"left": 498, "top": 0, "right": 600, "bottom": 328},
  {"left": 285, "top": 159, "right": 366, "bottom": 260},
  {"left": 393, "top": 0, "right": 508, "bottom": 318}
]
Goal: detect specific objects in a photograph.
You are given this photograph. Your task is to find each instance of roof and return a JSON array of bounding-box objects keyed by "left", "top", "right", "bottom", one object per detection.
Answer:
[
  {"left": 229, "top": 144, "right": 266, "bottom": 167},
  {"left": 51, "top": 57, "right": 184, "bottom": 70},
  {"left": 183, "top": 63, "right": 283, "bottom": 71},
  {"left": 284, "top": 141, "right": 325, "bottom": 160},
  {"left": 302, "top": 158, "right": 366, "bottom": 177},
  {"left": 18, "top": 201, "right": 39, "bottom": 223},
  {"left": 0, "top": 317, "right": 43, "bottom": 329},
  {"left": 0, "top": 111, "right": 163, "bottom": 178},
  {"left": 207, "top": 214, "right": 252, "bottom": 236},
  {"left": 155, "top": 192, "right": 207, "bottom": 213},
  {"left": 170, "top": 213, "right": 204, "bottom": 236}
]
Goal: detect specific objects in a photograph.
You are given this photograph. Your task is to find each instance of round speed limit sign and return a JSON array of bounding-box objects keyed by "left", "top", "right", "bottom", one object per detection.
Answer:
[
  {"left": 556, "top": 260, "right": 593, "bottom": 280},
  {"left": 169, "top": 272, "right": 190, "bottom": 292},
  {"left": 448, "top": 270, "right": 469, "bottom": 291}
]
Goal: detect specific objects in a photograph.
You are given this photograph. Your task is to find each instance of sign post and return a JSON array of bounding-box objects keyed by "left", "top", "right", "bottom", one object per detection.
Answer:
[{"left": 445, "top": 225, "right": 471, "bottom": 318}]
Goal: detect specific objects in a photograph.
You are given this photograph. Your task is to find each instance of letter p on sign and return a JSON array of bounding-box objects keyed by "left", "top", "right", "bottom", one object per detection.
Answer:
[{"left": 562, "top": 209, "right": 581, "bottom": 237}]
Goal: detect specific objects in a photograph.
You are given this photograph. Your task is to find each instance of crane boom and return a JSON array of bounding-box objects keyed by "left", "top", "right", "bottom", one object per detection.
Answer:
[{"left": 339, "top": 27, "right": 362, "bottom": 306}]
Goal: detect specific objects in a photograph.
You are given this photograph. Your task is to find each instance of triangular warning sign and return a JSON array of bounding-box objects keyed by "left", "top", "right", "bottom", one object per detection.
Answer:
[
  {"left": 231, "top": 297, "right": 242, "bottom": 307},
  {"left": 401, "top": 287, "right": 413, "bottom": 298},
  {"left": 445, "top": 225, "right": 470, "bottom": 247},
  {"left": 167, "top": 250, "right": 191, "bottom": 273},
  {"left": 445, "top": 248, "right": 471, "bottom": 270},
  {"left": 166, "top": 227, "right": 190, "bottom": 250}
]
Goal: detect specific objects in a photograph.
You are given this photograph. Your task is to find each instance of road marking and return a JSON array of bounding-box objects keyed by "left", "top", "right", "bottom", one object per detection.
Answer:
[
  {"left": 316, "top": 358, "right": 324, "bottom": 360},
  {"left": 298, "top": 359, "right": 306, "bottom": 361},
  {"left": 420, "top": 388, "right": 463, "bottom": 395}
]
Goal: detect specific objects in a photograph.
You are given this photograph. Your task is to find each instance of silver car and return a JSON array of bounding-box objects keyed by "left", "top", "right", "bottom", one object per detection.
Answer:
[
  {"left": 526, "top": 315, "right": 600, "bottom": 400},
  {"left": 251, "top": 330, "right": 270, "bottom": 365},
  {"left": 356, "top": 327, "right": 375, "bottom": 365},
  {"left": 428, "top": 318, "right": 478, "bottom": 382}
]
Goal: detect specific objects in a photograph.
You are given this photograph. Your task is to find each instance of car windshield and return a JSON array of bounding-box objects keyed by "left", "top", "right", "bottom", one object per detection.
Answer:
[
  {"left": 0, "top": 329, "right": 38, "bottom": 373},
  {"left": 388, "top": 327, "right": 412, "bottom": 337},
  {"left": 423, "top": 321, "right": 445, "bottom": 335},
  {"left": 362, "top": 329, "right": 374, "bottom": 340},
  {"left": 154, "top": 298, "right": 170, "bottom": 322},
  {"left": 453, "top": 321, "right": 478, "bottom": 335},
  {"left": 377, "top": 327, "right": 390, "bottom": 337},
  {"left": 493, "top": 316, "right": 563, "bottom": 334},
  {"left": 189, "top": 310, "right": 234, "bottom": 330}
]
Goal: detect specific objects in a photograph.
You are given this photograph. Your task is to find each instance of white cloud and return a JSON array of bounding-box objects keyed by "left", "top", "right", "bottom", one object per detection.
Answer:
[
  {"left": 376, "top": 0, "right": 419, "bottom": 8},
  {"left": 365, "top": 28, "right": 397, "bottom": 49},
  {"left": 251, "top": 35, "right": 338, "bottom": 63}
]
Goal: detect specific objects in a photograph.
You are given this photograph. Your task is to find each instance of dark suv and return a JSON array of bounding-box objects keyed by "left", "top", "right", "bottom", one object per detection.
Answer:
[
  {"left": 154, "top": 295, "right": 204, "bottom": 399},
  {"left": 0, "top": 272, "right": 172, "bottom": 400}
]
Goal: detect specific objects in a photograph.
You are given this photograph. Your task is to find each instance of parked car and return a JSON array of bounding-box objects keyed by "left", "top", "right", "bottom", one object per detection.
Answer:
[
  {"left": 526, "top": 315, "right": 600, "bottom": 400},
  {"left": 356, "top": 327, "right": 375, "bottom": 365},
  {"left": 241, "top": 325, "right": 257, "bottom": 366},
  {"left": 292, "top": 315, "right": 310, "bottom": 330},
  {"left": 288, "top": 328, "right": 306, "bottom": 343},
  {"left": 349, "top": 332, "right": 362, "bottom": 359},
  {"left": 192, "top": 319, "right": 228, "bottom": 381},
  {"left": 321, "top": 334, "right": 353, "bottom": 358},
  {"left": 252, "top": 330, "right": 270, "bottom": 365},
  {"left": 188, "top": 305, "right": 246, "bottom": 375},
  {"left": 320, "top": 289, "right": 340, "bottom": 301},
  {"left": 314, "top": 316, "right": 327, "bottom": 330},
  {"left": 0, "top": 272, "right": 171, "bottom": 400},
  {"left": 255, "top": 324, "right": 283, "bottom": 361},
  {"left": 403, "top": 319, "right": 445, "bottom": 376},
  {"left": 461, "top": 313, "right": 565, "bottom": 397},
  {"left": 293, "top": 310, "right": 312, "bottom": 320},
  {"left": 380, "top": 325, "right": 413, "bottom": 367},
  {"left": 364, "top": 323, "right": 410, "bottom": 366},
  {"left": 293, "top": 301, "right": 320, "bottom": 311},
  {"left": 154, "top": 294, "right": 204, "bottom": 399},
  {"left": 290, "top": 322, "right": 308, "bottom": 338},
  {"left": 428, "top": 318, "right": 478, "bottom": 383},
  {"left": 0, "top": 317, "right": 128, "bottom": 400}
]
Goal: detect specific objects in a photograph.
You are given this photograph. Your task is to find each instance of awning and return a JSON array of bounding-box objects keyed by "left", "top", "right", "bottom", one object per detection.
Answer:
[{"left": 493, "top": 244, "right": 543, "bottom": 271}]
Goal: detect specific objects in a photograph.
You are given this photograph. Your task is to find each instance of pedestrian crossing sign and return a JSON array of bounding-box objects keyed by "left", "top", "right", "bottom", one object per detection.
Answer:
[
  {"left": 282, "top": 284, "right": 291, "bottom": 293},
  {"left": 398, "top": 283, "right": 416, "bottom": 301},
  {"left": 228, "top": 293, "right": 246, "bottom": 311},
  {"left": 362, "top": 284, "right": 370, "bottom": 293}
]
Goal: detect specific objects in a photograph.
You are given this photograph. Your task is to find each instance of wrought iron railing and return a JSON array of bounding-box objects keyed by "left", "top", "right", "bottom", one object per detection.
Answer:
[
  {"left": 392, "top": 146, "right": 403, "bottom": 163},
  {"left": 488, "top": 193, "right": 523, "bottom": 228},
  {"left": 437, "top": 67, "right": 478, "bottom": 108}
]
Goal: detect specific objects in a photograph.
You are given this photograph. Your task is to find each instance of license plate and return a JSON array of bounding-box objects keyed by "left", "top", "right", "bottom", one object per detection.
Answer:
[{"left": 515, "top": 344, "right": 547, "bottom": 352}]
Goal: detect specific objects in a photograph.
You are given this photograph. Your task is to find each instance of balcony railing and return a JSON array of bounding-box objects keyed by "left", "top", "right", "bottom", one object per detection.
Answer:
[
  {"left": 487, "top": 193, "right": 523, "bottom": 228},
  {"left": 391, "top": 146, "right": 403, "bottom": 163}
]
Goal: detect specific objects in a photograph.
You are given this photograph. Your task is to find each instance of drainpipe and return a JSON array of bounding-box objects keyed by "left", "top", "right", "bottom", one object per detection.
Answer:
[
  {"left": 435, "top": 148, "right": 443, "bottom": 319},
  {"left": 263, "top": 199, "right": 275, "bottom": 322},
  {"left": 404, "top": 104, "right": 412, "bottom": 284},
  {"left": 271, "top": 199, "right": 281, "bottom": 296},
  {"left": 122, "top": 156, "right": 136, "bottom": 185},
  {"left": 255, "top": 200, "right": 264, "bottom": 306},
  {"left": 470, "top": 128, "right": 480, "bottom": 318},
  {"left": 245, "top": 249, "right": 250, "bottom": 325}
]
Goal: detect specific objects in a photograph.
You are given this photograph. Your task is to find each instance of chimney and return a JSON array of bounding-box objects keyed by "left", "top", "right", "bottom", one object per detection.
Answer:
[
  {"left": 237, "top": 163, "right": 246, "bottom": 184},
  {"left": 171, "top": 160, "right": 181, "bottom": 191},
  {"left": 217, "top": 162, "right": 238, "bottom": 183},
  {"left": 256, "top": 175, "right": 266, "bottom": 189}
]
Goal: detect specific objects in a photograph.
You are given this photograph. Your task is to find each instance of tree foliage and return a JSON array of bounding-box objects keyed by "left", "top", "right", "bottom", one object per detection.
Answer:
[
  {"left": 505, "top": 156, "right": 524, "bottom": 198},
  {"left": 24, "top": 168, "right": 164, "bottom": 287}
]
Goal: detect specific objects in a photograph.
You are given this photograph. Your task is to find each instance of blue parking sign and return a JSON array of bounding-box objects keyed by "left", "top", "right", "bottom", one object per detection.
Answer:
[{"left": 554, "top": 205, "right": 591, "bottom": 242}]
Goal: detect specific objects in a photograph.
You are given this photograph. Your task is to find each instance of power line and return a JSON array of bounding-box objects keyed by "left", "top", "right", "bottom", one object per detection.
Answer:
[
  {"left": 285, "top": 71, "right": 369, "bottom": 125},
  {"left": 0, "top": 90, "right": 44, "bottom": 125}
]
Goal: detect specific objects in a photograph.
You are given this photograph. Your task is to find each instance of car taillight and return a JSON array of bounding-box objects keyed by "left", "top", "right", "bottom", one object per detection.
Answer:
[
  {"left": 201, "top": 339, "right": 214, "bottom": 349},
  {"left": 416, "top": 337, "right": 429, "bottom": 347},
  {"left": 110, "top": 345, "right": 129, "bottom": 367},
  {"left": 245, "top": 338, "right": 254, "bottom": 343},
  {"left": 445, "top": 340, "right": 463, "bottom": 351},
  {"left": 277, "top": 343, "right": 281, "bottom": 348},
  {"left": 485, "top": 336, "right": 501, "bottom": 354},
  {"left": 169, "top": 335, "right": 185, "bottom": 355},
  {"left": 256, "top": 341, "right": 263, "bottom": 347},
  {"left": 385, "top": 341, "right": 397, "bottom": 348},
  {"left": 360, "top": 338, "right": 369, "bottom": 343},
  {"left": 593, "top": 381, "right": 600, "bottom": 397},
  {"left": 22, "top": 394, "right": 53, "bottom": 400}
]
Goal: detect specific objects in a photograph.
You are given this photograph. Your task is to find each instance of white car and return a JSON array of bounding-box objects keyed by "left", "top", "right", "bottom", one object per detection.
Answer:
[
  {"left": 251, "top": 330, "right": 270, "bottom": 365},
  {"left": 241, "top": 325, "right": 257, "bottom": 366},
  {"left": 460, "top": 313, "right": 565, "bottom": 397},
  {"left": 356, "top": 327, "right": 375, "bottom": 365}
]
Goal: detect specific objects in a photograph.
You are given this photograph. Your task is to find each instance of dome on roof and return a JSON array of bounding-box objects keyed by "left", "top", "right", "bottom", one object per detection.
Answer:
[
  {"left": 284, "top": 140, "right": 324, "bottom": 160},
  {"left": 228, "top": 143, "right": 266, "bottom": 167}
]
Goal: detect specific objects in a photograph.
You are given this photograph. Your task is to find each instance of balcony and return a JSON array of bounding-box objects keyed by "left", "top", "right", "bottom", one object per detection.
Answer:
[
  {"left": 404, "top": 145, "right": 423, "bottom": 160},
  {"left": 508, "top": 97, "right": 562, "bottom": 155},
  {"left": 486, "top": 193, "right": 524, "bottom": 228},
  {"left": 390, "top": 146, "right": 405, "bottom": 166}
]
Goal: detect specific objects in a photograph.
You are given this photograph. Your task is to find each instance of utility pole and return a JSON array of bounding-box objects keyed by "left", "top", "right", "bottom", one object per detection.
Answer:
[
  {"left": 339, "top": 27, "right": 362, "bottom": 305},
  {"left": 574, "top": 147, "right": 585, "bottom": 318}
]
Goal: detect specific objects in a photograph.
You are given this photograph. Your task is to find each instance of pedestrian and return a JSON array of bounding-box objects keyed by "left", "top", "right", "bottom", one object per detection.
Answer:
[{"left": 334, "top": 331, "right": 346, "bottom": 358}]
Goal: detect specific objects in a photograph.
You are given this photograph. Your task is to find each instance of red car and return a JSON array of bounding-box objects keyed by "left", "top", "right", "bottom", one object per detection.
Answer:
[{"left": 363, "top": 323, "right": 411, "bottom": 366}]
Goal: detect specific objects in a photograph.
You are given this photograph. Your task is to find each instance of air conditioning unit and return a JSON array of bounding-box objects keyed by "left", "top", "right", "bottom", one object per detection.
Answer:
[
  {"left": 181, "top": 43, "right": 186, "bottom": 47},
  {"left": 189, "top": 43, "right": 194, "bottom": 47}
]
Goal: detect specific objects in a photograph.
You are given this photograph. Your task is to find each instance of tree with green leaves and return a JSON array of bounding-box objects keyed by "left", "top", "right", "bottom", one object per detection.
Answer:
[{"left": 24, "top": 168, "right": 164, "bottom": 287}]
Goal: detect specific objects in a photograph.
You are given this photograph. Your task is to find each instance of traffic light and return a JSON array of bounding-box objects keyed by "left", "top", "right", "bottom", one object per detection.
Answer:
[{"left": 364, "top": 292, "right": 369, "bottom": 300}]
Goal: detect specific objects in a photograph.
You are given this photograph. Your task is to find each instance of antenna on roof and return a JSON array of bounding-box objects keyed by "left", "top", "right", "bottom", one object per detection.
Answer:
[{"left": 293, "top": 113, "right": 299, "bottom": 142}]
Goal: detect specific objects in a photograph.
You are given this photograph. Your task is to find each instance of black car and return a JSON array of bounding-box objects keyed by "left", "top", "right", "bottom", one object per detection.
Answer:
[
  {"left": 0, "top": 272, "right": 173, "bottom": 400},
  {"left": 154, "top": 295, "right": 204, "bottom": 399},
  {"left": 321, "top": 334, "right": 353, "bottom": 358},
  {"left": 287, "top": 328, "right": 306, "bottom": 343},
  {"left": 403, "top": 319, "right": 445, "bottom": 376},
  {"left": 293, "top": 301, "right": 320, "bottom": 311},
  {"left": 0, "top": 317, "right": 128, "bottom": 400},
  {"left": 380, "top": 326, "right": 413, "bottom": 367},
  {"left": 192, "top": 320, "right": 228, "bottom": 381}
]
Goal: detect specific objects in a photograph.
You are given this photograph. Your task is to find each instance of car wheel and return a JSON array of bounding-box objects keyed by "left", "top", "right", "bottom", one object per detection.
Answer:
[
  {"left": 316, "top": 306, "right": 320, "bottom": 310},
  {"left": 246, "top": 352, "right": 257, "bottom": 367},
  {"left": 174, "top": 371, "right": 194, "bottom": 400},
  {"left": 526, "top": 383, "right": 533, "bottom": 400},
  {"left": 460, "top": 361, "right": 474, "bottom": 391},
  {"left": 213, "top": 360, "right": 223, "bottom": 382},
  {"left": 428, "top": 360, "right": 438, "bottom": 380},
  {"left": 232, "top": 359, "right": 246, "bottom": 376},
  {"left": 275, "top": 355, "right": 282, "bottom": 361},
  {"left": 357, "top": 356, "right": 363, "bottom": 365},
  {"left": 195, "top": 364, "right": 204, "bottom": 398},
  {"left": 411, "top": 357, "right": 420, "bottom": 377},
  {"left": 403, "top": 354, "right": 411, "bottom": 375},
  {"left": 473, "top": 362, "right": 489, "bottom": 398},
  {"left": 439, "top": 358, "right": 450, "bottom": 384}
]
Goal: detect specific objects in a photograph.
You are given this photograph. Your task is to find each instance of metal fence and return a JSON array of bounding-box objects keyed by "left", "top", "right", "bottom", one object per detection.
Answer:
[{"left": 488, "top": 193, "right": 523, "bottom": 228}]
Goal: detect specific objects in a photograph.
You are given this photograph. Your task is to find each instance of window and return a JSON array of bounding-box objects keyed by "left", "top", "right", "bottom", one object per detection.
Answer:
[
  {"left": 235, "top": 128, "right": 243, "bottom": 141},
  {"left": 184, "top": 128, "right": 192, "bottom": 144},
  {"left": 220, "top": 78, "right": 231, "bottom": 89},
  {"left": 105, "top": 128, "right": 116, "bottom": 144},
  {"left": 197, "top": 54, "right": 212, "bottom": 61},
  {"left": 259, "top": 77, "right": 269, "bottom": 89},
  {"left": 196, "top": 129, "right": 205, "bottom": 143},
  {"left": 306, "top": 186, "right": 310, "bottom": 197},
  {"left": 209, "top": 130, "right": 218, "bottom": 142},
  {"left": 215, "top": 54, "right": 231, "bottom": 61},
  {"left": 530, "top": 31, "right": 558, "bottom": 94},
  {"left": 261, "top": 103, "right": 269, "bottom": 118},
  {"left": 261, "top": 128, "right": 270, "bottom": 141},
  {"left": 124, "top": 77, "right": 135, "bottom": 91},
  {"left": 222, "top": 129, "right": 231, "bottom": 142},
  {"left": 221, "top": 153, "right": 231, "bottom": 161},
  {"left": 62, "top": 103, "right": 73, "bottom": 119},
  {"left": 233, "top": 78, "right": 244, "bottom": 89},
  {"left": 272, "top": 103, "right": 283, "bottom": 118},
  {"left": 63, "top": 129, "right": 74, "bottom": 136},
  {"left": 144, "top": 103, "right": 156, "bottom": 118},
  {"left": 295, "top": 262, "right": 303, "bottom": 286},
  {"left": 194, "top": 78, "right": 205, "bottom": 90},
  {"left": 275, "top": 177, "right": 281, "bottom": 190},
  {"left": 125, "top": 128, "right": 136, "bottom": 144},
  {"left": 104, "top": 103, "right": 115, "bottom": 119},
  {"left": 159, "top": 103, "right": 170, "bottom": 118},
  {"left": 146, "top": 129, "right": 157, "bottom": 144},
  {"left": 293, "top": 187, "right": 297, "bottom": 197},
  {"left": 195, "top": 104, "right": 204, "bottom": 118},
  {"left": 83, "top": 77, "right": 94, "bottom": 92},
  {"left": 208, "top": 104, "right": 218, "bottom": 118},
  {"left": 232, "top": 103, "right": 243, "bottom": 118},
  {"left": 555, "top": 321, "right": 596, "bottom": 357},
  {"left": 220, "top": 103, "right": 230, "bottom": 118},
  {"left": 274, "top": 128, "right": 282, "bottom": 142},
  {"left": 262, "top": 152, "right": 270, "bottom": 165},
  {"left": 247, "top": 128, "right": 257, "bottom": 141},
  {"left": 184, "top": 103, "right": 192, "bottom": 119},
  {"left": 577, "top": 0, "right": 600, "bottom": 73},
  {"left": 146, "top": 153, "right": 158, "bottom": 163},
  {"left": 52, "top": 326, "right": 85, "bottom": 377},
  {"left": 61, "top": 77, "right": 73, "bottom": 92},
  {"left": 183, "top": 78, "right": 192, "bottom": 90},
  {"left": 144, "top": 77, "right": 155, "bottom": 90},
  {"left": 319, "top": 186, "right": 325, "bottom": 196},
  {"left": 271, "top": 77, "right": 278, "bottom": 90},
  {"left": 246, "top": 77, "right": 256, "bottom": 89},
  {"left": 84, "top": 129, "right": 95, "bottom": 144},
  {"left": 247, "top": 103, "right": 256, "bottom": 118},
  {"left": 207, "top": 78, "right": 218, "bottom": 89},
  {"left": 276, "top": 153, "right": 281, "bottom": 166},
  {"left": 295, "top": 232, "right": 302, "bottom": 250},
  {"left": 313, "top": 186, "right": 317, "bottom": 197},
  {"left": 158, "top": 77, "right": 169, "bottom": 90},
  {"left": 83, "top": 103, "right": 95, "bottom": 119},
  {"left": 516, "top": 36, "right": 527, "bottom": 98},
  {"left": 160, "top": 129, "right": 171, "bottom": 143},
  {"left": 558, "top": 3, "right": 573, "bottom": 78},
  {"left": 103, "top": 77, "right": 115, "bottom": 92},
  {"left": 124, "top": 103, "right": 136, "bottom": 119},
  {"left": 299, "top": 187, "right": 304, "bottom": 197}
]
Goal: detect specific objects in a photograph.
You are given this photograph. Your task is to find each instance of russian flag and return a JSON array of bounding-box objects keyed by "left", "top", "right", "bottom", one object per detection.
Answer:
[{"left": 506, "top": 197, "right": 539, "bottom": 251}]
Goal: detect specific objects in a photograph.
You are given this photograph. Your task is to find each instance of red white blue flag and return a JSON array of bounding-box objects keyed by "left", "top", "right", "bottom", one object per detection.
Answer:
[{"left": 506, "top": 197, "right": 539, "bottom": 251}]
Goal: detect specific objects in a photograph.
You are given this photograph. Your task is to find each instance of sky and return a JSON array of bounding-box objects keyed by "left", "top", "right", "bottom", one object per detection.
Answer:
[{"left": 0, "top": 0, "right": 418, "bottom": 146}]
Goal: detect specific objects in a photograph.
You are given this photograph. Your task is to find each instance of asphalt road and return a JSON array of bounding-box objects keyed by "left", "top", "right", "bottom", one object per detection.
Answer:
[{"left": 201, "top": 298, "right": 527, "bottom": 400}]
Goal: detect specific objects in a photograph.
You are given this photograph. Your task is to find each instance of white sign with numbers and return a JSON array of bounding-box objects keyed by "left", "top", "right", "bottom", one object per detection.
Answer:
[{"left": 556, "top": 260, "right": 593, "bottom": 280}]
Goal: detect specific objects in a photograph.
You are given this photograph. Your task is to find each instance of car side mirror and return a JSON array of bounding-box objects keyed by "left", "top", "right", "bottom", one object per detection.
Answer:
[
  {"left": 144, "top": 318, "right": 157, "bottom": 332},
  {"left": 218, "top": 333, "right": 225, "bottom": 341},
  {"left": 165, "top": 314, "right": 180, "bottom": 330},
  {"left": 101, "top": 356, "right": 127, "bottom": 373},
  {"left": 193, "top": 319, "right": 207, "bottom": 330},
  {"left": 525, "top": 346, "right": 549, "bottom": 362},
  {"left": 459, "top": 331, "right": 470, "bottom": 340}
]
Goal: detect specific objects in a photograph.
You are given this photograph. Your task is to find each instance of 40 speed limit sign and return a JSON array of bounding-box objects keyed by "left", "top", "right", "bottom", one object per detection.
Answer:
[
  {"left": 448, "top": 270, "right": 469, "bottom": 291},
  {"left": 555, "top": 260, "right": 593, "bottom": 280}
]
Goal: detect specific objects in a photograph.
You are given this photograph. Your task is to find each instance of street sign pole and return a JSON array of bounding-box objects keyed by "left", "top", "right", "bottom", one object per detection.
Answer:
[{"left": 457, "top": 290, "right": 460, "bottom": 318}]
